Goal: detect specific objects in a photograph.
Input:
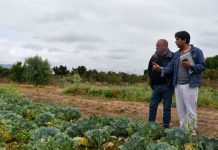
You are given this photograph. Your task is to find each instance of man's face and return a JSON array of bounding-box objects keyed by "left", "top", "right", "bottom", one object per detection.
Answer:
[
  {"left": 156, "top": 41, "right": 166, "bottom": 55},
  {"left": 175, "top": 37, "right": 186, "bottom": 48}
]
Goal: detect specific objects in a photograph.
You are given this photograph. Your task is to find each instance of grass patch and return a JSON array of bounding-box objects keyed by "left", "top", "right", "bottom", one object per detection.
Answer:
[
  {"left": 198, "top": 86, "right": 218, "bottom": 109},
  {"left": 0, "top": 84, "right": 20, "bottom": 102},
  {"left": 63, "top": 83, "right": 152, "bottom": 102},
  {"left": 63, "top": 83, "right": 218, "bottom": 109}
]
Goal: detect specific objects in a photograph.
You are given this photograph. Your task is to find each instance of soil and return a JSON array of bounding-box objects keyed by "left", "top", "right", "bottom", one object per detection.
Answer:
[{"left": 18, "top": 84, "right": 218, "bottom": 137}]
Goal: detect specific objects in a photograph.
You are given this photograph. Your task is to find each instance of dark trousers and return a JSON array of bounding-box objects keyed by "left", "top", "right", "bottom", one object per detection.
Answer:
[{"left": 148, "top": 84, "right": 173, "bottom": 128}]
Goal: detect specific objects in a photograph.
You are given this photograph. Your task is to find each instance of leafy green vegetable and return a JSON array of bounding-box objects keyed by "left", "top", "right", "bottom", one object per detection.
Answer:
[
  {"left": 119, "top": 134, "right": 147, "bottom": 150},
  {"left": 85, "top": 128, "right": 110, "bottom": 148},
  {"left": 17, "top": 98, "right": 32, "bottom": 106},
  {"left": 146, "top": 142, "right": 178, "bottom": 150},
  {"left": 66, "top": 115, "right": 109, "bottom": 137},
  {"left": 127, "top": 121, "right": 165, "bottom": 141},
  {"left": 160, "top": 127, "right": 189, "bottom": 149},
  {"left": 197, "top": 136, "right": 218, "bottom": 150},
  {"left": 35, "top": 112, "right": 55, "bottom": 126},
  {"left": 32, "top": 127, "right": 61, "bottom": 141},
  {"left": 62, "top": 107, "right": 82, "bottom": 121},
  {"left": 109, "top": 117, "right": 131, "bottom": 137},
  {"left": 65, "top": 124, "right": 83, "bottom": 138}
]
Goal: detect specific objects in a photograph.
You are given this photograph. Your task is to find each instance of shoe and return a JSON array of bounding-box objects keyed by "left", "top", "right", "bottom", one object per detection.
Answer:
[{"left": 191, "top": 130, "right": 196, "bottom": 136}]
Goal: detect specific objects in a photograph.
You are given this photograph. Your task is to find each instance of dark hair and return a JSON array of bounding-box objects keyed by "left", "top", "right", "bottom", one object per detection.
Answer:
[{"left": 175, "top": 31, "right": 190, "bottom": 44}]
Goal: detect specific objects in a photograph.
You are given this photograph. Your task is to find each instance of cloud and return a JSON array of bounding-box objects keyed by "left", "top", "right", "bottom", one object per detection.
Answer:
[
  {"left": 105, "top": 48, "right": 134, "bottom": 60},
  {"left": 0, "top": 0, "right": 218, "bottom": 74},
  {"left": 22, "top": 43, "right": 43, "bottom": 50},
  {"left": 37, "top": 11, "right": 82, "bottom": 23},
  {"left": 36, "top": 34, "right": 105, "bottom": 44}
]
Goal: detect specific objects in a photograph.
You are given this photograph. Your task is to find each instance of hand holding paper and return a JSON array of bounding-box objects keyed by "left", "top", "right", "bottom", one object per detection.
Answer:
[
  {"left": 180, "top": 52, "right": 193, "bottom": 69},
  {"left": 182, "top": 59, "right": 192, "bottom": 69}
]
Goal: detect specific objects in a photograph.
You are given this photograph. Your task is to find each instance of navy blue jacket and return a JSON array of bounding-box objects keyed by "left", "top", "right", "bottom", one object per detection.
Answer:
[{"left": 162, "top": 45, "right": 206, "bottom": 88}]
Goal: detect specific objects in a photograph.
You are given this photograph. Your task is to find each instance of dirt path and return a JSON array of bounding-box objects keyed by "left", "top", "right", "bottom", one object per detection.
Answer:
[{"left": 18, "top": 85, "right": 218, "bottom": 137}]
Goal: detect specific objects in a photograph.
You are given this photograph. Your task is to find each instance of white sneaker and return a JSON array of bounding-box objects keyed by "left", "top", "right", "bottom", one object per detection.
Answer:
[{"left": 191, "top": 130, "right": 196, "bottom": 136}]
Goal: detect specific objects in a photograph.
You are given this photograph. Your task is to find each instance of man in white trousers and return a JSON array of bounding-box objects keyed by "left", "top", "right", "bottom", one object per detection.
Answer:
[{"left": 153, "top": 31, "right": 206, "bottom": 135}]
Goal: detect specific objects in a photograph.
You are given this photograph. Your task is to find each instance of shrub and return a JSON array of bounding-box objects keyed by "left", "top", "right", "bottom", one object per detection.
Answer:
[
  {"left": 23, "top": 55, "right": 52, "bottom": 85},
  {"left": 10, "top": 62, "right": 25, "bottom": 82},
  {"left": 203, "top": 69, "right": 218, "bottom": 80},
  {"left": 103, "top": 89, "right": 113, "bottom": 98}
]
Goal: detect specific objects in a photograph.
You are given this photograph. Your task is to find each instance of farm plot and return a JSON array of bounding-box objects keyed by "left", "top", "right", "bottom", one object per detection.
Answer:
[{"left": 0, "top": 85, "right": 218, "bottom": 149}]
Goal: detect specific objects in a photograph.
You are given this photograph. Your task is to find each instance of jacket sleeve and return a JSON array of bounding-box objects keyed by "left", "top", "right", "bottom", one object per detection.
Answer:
[
  {"left": 190, "top": 50, "right": 206, "bottom": 73},
  {"left": 147, "top": 56, "right": 154, "bottom": 78},
  {"left": 162, "top": 57, "right": 175, "bottom": 75}
]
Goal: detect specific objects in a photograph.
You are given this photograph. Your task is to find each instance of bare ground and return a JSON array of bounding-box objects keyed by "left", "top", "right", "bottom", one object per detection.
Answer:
[{"left": 18, "top": 84, "right": 218, "bottom": 137}]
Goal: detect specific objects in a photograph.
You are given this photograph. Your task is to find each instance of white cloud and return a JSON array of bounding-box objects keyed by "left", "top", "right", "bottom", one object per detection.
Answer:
[{"left": 0, "top": 0, "right": 218, "bottom": 74}]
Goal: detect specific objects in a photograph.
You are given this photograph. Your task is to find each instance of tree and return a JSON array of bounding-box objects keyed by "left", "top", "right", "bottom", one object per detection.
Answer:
[
  {"left": 71, "top": 66, "right": 87, "bottom": 77},
  {"left": 77, "top": 66, "right": 87, "bottom": 76},
  {"left": 85, "top": 69, "right": 98, "bottom": 82},
  {"left": 0, "top": 66, "right": 10, "bottom": 78},
  {"left": 52, "top": 65, "right": 69, "bottom": 75},
  {"left": 107, "top": 72, "right": 122, "bottom": 84},
  {"left": 23, "top": 55, "right": 52, "bottom": 85},
  {"left": 203, "top": 55, "right": 218, "bottom": 80},
  {"left": 205, "top": 55, "right": 218, "bottom": 69},
  {"left": 10, "top": 61, "right": 25, "bottom": 82}
]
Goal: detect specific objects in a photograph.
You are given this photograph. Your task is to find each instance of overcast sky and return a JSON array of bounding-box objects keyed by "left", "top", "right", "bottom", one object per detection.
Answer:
[{"left": 0, "top": 0, "right": 217, "bottom": 74}]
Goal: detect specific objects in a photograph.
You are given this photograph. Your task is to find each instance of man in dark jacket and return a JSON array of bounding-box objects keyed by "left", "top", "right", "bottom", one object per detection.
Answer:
[{"left": 147, "top": 39, "right": 174, "bottom": 128}]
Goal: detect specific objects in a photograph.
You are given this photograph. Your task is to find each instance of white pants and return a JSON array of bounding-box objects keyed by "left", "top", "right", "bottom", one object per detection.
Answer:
[{"left": 175, "top": 84, "right": 199, "bottom": 133}]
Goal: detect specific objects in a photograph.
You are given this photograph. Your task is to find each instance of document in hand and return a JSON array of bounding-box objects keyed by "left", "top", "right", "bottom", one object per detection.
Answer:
[{"left": 180, "top": 52, "right": 194, "bottom": 65}]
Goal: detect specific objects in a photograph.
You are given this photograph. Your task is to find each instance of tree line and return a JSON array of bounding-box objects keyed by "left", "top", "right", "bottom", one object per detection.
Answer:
[
  {"left": 53, "top": 65, "right": 146, "bottom": 84},
  {"left": 0, "top": 55, "right": 217, "bottom": 85},
  {"left": 0, "top": 56, "right": 146, "bottom": 85}
]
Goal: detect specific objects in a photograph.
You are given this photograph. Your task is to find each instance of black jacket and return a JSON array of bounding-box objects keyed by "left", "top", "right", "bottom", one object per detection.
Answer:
[{"left": 148, "top": 50, "right": 174, "bottom": 87}]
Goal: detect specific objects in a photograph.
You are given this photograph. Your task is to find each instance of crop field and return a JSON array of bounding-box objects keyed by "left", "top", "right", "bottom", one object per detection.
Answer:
[{"left": 0, "top": 84, "right": 218, "bottom": 149}]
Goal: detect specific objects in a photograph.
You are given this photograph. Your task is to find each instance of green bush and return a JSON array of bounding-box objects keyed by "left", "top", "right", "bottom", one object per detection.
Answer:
[
  {"left": 203, "top": 69, "right": 218, "bottom": 80},
  {"left": 23, "top": 55, "right": 52, "bottom": 85},
  {"left": 0, "top": 66, "right": 10, "bottom": 78},
  {"left": 103, "top": 89, "right": 114, "bottom": 98},
  {"left": 205, "top": 55, "right": 218, "bottom": 69},
  {"left": 198, "top": 86, "right": 218, "bottom": 109},
  {"left": 9, "top": 62, "right": 25, "bottom": 82},
  {"left": 88, "top": 88, "right": 103, "bottom": 96}
]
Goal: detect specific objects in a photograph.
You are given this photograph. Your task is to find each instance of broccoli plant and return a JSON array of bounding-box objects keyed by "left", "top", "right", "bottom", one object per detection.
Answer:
[
  {"left": 35, "top": 112, "right": 55, "bottom": 126},
  {"left": 31, "top": 127, "right": 61, "bottom": 141},
  {"left": 160, "top": 127, "right": 190, "bottom": 149},
  {"left": 119, "top": 134, "right": 147, "bottom": 150},
  {"left": 62, "top": 107, "right": 82, "bottom": 121},
  {"left": 146, "top": 142, "right": 177, "bottom": 150},
  {"left": 85, "top": 128, "right": 110, "bottom": 148},
  {"left": 109, "top": 117, "right": 131, "bottom": 137}
]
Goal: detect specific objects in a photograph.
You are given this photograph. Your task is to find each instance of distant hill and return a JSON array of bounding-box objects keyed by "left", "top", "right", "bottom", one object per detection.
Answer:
[{"left": 0, "top": 64, "right": 12, "bottom": 69}]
